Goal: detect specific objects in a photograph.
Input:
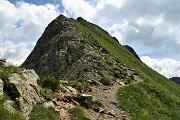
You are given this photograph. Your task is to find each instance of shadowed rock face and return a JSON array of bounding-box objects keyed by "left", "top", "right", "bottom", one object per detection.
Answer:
[{"left": 22, "top": 15, "right": 85, "bottom": 79}]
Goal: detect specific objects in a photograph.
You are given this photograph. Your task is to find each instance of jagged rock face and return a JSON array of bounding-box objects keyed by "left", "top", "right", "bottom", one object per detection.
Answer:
[
  {"left": 23, "top": 15, "right": 85, "bottom": 79},
  {"left": 22, "top": 15, "right": 127, "bottom": 81},
  {"left": 2, "top": 69, "right": 42, "bottom": 118}
]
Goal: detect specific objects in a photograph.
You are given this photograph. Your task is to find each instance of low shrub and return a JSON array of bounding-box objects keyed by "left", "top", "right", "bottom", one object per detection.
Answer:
[
  {"left": 40, "top": 88, "right": 57, "bottom": 100},
  {"left": 91, "top": 100, "right": 104, "bottom": 111},
  {"left": 38, "top": 76, "right": 60, "bottom": 91},
  {"left": 0, "top": 96, "right": 25, "bottom": 120},
  {"left": 75, "top": 94, "right": 104, "bottom": 111},
  {"left": 68, "top": 80, "right": 91, "bottom": 93},
  {"left": 69, "top": 106, "right": 90, "bottom": 120},
  {"left": 29, "top": 105, "right": 58, "bottom": 120},
  {"left": 0, "top": 66, "right": 21, "bottom": 79},
  {"left": 100, "top": 76, "right": 113, "bottom": 85},
  {"left": 130, "top": 75, "right": 134, "bottom": 80},
  {"left": 124, "top": 78, "right": 132, "bottom": 85}
]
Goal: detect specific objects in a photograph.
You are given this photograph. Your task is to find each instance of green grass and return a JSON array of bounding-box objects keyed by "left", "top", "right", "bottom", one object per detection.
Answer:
[
  {"left": 124, "top": 78, "right": 132, "bottom": 85},
  {"left": 40, "top": 88, "right": 58, "bottom": 100},
  {"left": 69, "top": 106, "right": 90, "bottom": 120},
  {"left": 68, "top": 79, "right": 91, "bottom": 93},
  {"left": 0, "top": 65, "right": 21, "bottom": 79},
  {"left": 38, "top": 76, "right": 60, "bottom": 91},
  {"left": 70, "top": 18, "right": 180, "bottom": 120},
  {"left": 0, "top": 94, "right": 25, "bottom": 120},
  {"left": 100, "top": 76, "right": 113, "bottom": 85},
  {"left": 0, "top": 104, "right": 25, "bottom": 120},
  {"left": 29, "top": 105, "right": 59, "bottom": 120}
]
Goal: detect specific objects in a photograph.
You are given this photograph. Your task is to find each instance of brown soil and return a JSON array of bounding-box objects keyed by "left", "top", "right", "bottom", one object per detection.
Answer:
[{"left": 85, "top": 74, "right": 143, "bottom": 120}]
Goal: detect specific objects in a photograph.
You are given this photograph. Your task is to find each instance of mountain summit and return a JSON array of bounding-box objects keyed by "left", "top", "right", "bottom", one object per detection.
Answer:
[
  {"left": 22, "top": 15, "right": 180, "bottom": 120},
  {"left": 22, "top": 15, "right": 140, "bottom": 81}
]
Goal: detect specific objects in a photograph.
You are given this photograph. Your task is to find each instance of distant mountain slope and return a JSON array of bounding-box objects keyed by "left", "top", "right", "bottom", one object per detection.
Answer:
[
  {"left": 170, "top": 77, "right": 180, "bottom": 85},
  {"left": 124, "top": 45, "right": 140, "bottom": 60},
  {"left": 22, "top": 15, "right": 180, "bottom": 120}
]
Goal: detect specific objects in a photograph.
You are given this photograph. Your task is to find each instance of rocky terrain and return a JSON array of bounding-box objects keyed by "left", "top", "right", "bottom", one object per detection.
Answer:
[
  {"left": 0, "top": 58, "right": 142, "bottom": 120},
  {"left": 0, "top": 14, "right": 180, "bottom": 120},
  {"left": 0, "top": 59, "right": 42, "bottom": 119}
]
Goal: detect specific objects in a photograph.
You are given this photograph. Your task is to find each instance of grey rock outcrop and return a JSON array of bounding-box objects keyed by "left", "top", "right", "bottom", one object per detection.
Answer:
[
  {"left": 3, "top": 100, "right": 16, "bottom": 113},
  {"left": 2, "top": 69, "right": 42, "bottom": 118},
  {"left": 22, "top": 15, "right": 84, "bottom": 79}
]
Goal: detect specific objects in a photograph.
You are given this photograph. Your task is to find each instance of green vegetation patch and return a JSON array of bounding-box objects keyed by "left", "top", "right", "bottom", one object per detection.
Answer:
[
  {"left": 75, "top": 94, "right": 104, "bottom": 111},
  {"left": 29, "top": 105, "right": 59, "bottom": 120},
  {"left": 69, "top": 106, "right": 90, "bottom": 120},
  {"left": 0, "top": 94, "right": 25, "bottom": 120},
  {"left": 38, "top": 76, "right": 60, "bottom": 91},
  {"left": 124, "top": 77, "right": 132, "bottom": 85},
  {"left": 68, "top": 79, "right": 91, "bottom": 93},
  {"left": 40, "top": 88, "right": 58, "bottom": 100},
  {"left": 117, "top": 83, "right": 180, "bottom": 120},
  {"left": 100, "top": 76, "right": 113, "bottom": 85},
  {"left": 0, "top": 65, "right": 21, "bottom": 79}
]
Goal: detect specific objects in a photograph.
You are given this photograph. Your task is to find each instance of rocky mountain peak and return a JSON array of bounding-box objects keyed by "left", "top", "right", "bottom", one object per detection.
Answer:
[
  {"left": 23, "top": 15, "right": 85, "bottom": 79},
  {"left": 22, "top": 14, "right": 141, "bottom": 83},
  {"left": 22, "top": 15, "right": 143, "bottom": 119}
]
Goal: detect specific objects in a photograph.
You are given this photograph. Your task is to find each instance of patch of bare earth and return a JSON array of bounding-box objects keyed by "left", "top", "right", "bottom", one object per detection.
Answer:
[{"left": 85, "top": 71, "right": 143, "bottom": 120}]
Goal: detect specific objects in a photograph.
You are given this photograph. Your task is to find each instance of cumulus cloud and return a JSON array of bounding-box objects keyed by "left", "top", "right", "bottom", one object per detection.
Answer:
[
  {"left": 62, "top": 0, "right": 95, "bottom": 21},
  {"left": 141, "top": 56, "right": 180, "bottom": 78},
  {"left": 0, "top": 0, "right": 60, "bottom": 65},
  {"left": 0, "top": 41, "right": 30, "bottom": 65}
]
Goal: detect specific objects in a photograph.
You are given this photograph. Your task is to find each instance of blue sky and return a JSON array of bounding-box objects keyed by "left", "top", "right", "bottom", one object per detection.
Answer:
[
  {"left": 9, "top": 0, "right": 61, "bottom": 5},
  {"left": 1, "top": 0, "right": 180, "bottom": 78}
]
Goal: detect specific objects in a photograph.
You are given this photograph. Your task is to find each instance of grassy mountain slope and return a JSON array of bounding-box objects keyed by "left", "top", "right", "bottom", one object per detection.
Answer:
[{"left": 70, "top": 17, "right": 180, "bottom": 120}]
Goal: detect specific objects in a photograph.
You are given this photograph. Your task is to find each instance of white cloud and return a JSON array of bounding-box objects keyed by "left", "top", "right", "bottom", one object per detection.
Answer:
[
  {"left": 96, "top": 0, "right": 125, "bottom": 9},
  {"left": 141, "top": 56, "right": 180, "bottom": 78},
  {"left": 0, "top": 0, "right": 60, "bottom": 65},
  {"left": 0, "top": 41, "right": 30, "bottom": 65},
  {"left": 62, "top": 0, "right": 95, "bottom": 21}
]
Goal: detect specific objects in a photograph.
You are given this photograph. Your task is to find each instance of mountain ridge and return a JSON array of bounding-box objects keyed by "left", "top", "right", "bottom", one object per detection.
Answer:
[
  {"left": 170, "top": 77, "right": 180, "bottom": 85},
  {"left": 0, "top": 14, "right": 179, "bottom": 120}
]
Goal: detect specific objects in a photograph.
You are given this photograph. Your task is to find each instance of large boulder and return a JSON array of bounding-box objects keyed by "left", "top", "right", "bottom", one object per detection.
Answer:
[{"left": 4, "top": 69, "right": 42, "bottom": 118}]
